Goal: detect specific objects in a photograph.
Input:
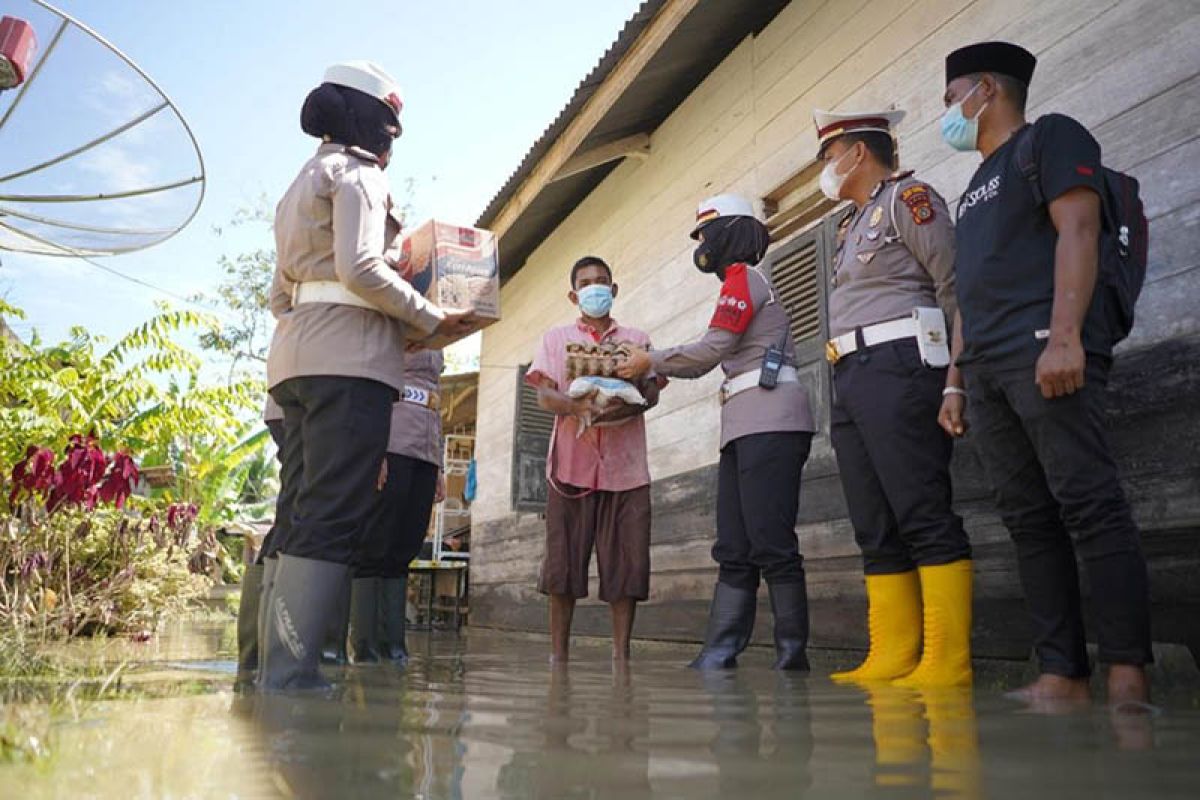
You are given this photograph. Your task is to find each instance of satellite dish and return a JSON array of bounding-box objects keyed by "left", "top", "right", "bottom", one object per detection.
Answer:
[{"left": 0, "top": 0, "right": 205, "bottom": 257}]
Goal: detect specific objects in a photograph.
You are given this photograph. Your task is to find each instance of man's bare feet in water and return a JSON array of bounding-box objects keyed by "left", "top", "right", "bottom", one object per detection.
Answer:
[
  {"left": 1106, "top": 664, "right": 1150, "bottom": 706},
  {"left": 1006, "top": 673, "right": 1091, "bottom": 712}
]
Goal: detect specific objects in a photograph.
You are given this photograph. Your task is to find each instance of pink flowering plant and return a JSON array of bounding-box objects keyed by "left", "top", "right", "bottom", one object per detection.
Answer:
[{"left": 0, "top": 302, "right": 269, "bottom": 646}]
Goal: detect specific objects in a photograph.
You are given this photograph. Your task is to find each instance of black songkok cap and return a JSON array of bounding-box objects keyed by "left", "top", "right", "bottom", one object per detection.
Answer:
[{"left": 945, "top": 41, "right": 1037, "bottom": 85}]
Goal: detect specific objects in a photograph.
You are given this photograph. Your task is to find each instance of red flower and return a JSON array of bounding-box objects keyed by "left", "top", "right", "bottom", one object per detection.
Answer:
[
  {"left": 97, "top": 452, "right": 139, "bottom": 510},
  {"left": 9, "top": 445, "right": 56, "bottom": 505},
  {"left": 166, "top": 502, "right": 198, "bottom": 531}
]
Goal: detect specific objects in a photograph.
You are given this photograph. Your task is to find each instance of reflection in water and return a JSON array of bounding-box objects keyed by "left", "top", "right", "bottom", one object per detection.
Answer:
[
  {"left": 856, "top": 684, "right": 983, "bottom": 798},
  {"left": 1, "top": 622, "right": 1198, "bottom": 799}
]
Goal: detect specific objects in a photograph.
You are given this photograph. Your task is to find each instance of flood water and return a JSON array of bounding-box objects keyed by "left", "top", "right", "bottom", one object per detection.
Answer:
[{"left": 2, "top": 619, "right": 1198, "bottom": 799}]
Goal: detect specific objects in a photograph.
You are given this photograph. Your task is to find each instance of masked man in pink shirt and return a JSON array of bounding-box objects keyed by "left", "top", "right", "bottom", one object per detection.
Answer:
[{"left": 526, "top": 256, "right": 665, "bottom": 664}]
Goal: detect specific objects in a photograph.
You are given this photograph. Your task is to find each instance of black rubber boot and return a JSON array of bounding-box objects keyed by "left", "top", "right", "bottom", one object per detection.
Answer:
[
  {"left": 378, "top": 576, "right": 409, "bottom": 664},
  {"left": 235, "top": 562, "right": 264, "bottom": 687},
  {"left": 689, "top": 582, "right": 758, "bottom": 670},
  {"left": 257, "top": 554, "right": 348, "bottom": 693},
  {"left": 768, "top": 577, "right": 811, "bottom": 671},
  {"left": 349, "top": 577, "right": 382, "bottom": 664},
  {"left": 320, "top": 575, "right": 351, "bottom": 665},
  {"left": 255, "top": 556, "right": 279, "bottom": 677}
]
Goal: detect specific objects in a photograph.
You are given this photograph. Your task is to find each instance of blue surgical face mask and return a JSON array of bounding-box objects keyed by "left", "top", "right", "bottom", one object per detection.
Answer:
[
  {"left": 941, "top": 81, "right": 988, "bottom": 152},
  {"left": 576, "top": 283, "right": 613, "bottom": 318}
]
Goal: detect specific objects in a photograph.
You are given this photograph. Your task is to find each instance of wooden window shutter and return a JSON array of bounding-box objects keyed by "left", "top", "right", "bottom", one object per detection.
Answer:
[
  {"left": 511, "top": 364, "right": 555, "bottom": 513},
  {"left": 770, "top": 225, "right": 826, "bottom": 357}
]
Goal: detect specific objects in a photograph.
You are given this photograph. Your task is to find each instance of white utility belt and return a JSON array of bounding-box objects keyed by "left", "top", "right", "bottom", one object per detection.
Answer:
[
  {"left": 719, "top": 366, "right": 799, "bottom": 405},
  {"left": 401, "top": 386, "right": 440, "bottom": 410},
  {"left": 826, "top": 308, "right": 950, "bottom": 368},
  {"left": 292, "top": 280, "right": 381, "bottom": 312}
]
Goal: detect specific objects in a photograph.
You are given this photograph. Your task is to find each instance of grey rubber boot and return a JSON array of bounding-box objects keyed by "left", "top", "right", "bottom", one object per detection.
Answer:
[
  {"left": 377, "top": 576, "right": 409, "bottom": 664},
  {"left": 255, "top": 556, "right": 279, "bottom": 677},
  {"left": 235, "top": 562, "right": 265, "bottom": 686},
  {"left": 257, "top": 554, "right": 349, "bottom": 693},
  {"left": 320, "top": 575, "right": 351, "bottom": 665},
  {"left": 349, "top": 577, "right": 382, "bottom": 664},
  {"left": 768, "top": 577, "right": 811, "bottom": 671},
  {"left": 689, "top": 582, "right": 758, "bottom": 670}
]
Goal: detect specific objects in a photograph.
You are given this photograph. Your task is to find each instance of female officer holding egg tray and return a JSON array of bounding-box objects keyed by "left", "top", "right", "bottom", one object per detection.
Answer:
[{"left": 619, "top": 195, "right": 816, "bottom": 671}]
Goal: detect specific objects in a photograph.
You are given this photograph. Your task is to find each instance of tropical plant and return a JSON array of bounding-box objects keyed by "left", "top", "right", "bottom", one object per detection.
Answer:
[{"left": 0, "top": 298, "right": 268, "bottom": 524}]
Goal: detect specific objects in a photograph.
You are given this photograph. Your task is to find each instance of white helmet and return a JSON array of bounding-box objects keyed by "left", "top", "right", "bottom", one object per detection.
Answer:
[
  {"left": 324, "top": 61, "right": 404, "bottom": 126},
  {"left": 691, "top": 193, "right": 757, "bottom": 239}
]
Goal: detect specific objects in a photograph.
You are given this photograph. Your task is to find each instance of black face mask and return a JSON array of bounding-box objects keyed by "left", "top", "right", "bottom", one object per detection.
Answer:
[
  {"left": 692, "top": 216, "right": 770, "bottom": 280},
  {"left": 301, "top": 83, "right": 399, "bottom": 159},
  {"left": 693, "top": 239, "right": 720, "bottom": 274}
]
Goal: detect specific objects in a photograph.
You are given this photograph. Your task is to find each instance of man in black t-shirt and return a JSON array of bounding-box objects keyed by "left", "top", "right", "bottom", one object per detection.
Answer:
[{"left": 938, "top": 41, "right": 1152, "bottom": 707}]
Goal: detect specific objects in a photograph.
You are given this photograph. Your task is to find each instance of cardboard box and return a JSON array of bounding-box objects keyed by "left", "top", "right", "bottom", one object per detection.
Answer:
[{"left": 397, "top": 220, "right": 500, "bottom": 348}]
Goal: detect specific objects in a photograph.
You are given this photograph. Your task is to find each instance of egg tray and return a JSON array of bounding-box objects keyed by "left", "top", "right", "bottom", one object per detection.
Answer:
[{"left": 564, "top": 342, "right": 635, "bottom": 381}]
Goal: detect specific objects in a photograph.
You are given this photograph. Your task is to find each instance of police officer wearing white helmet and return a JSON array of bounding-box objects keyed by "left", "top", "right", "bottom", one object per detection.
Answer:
[
  {"left": 254, "top": 61, "right": 474, "bottom": 692},
  {"left": 620, "top": 195, "right": 816, "bottom": 671}
]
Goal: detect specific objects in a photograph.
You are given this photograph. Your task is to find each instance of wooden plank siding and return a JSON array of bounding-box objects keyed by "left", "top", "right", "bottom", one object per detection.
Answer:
[{"left": 471, "top": 0, "right": 1200, "bottom": 663}]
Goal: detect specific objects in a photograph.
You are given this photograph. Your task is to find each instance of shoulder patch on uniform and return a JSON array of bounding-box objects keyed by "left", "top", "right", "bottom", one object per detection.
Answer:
[
  {"left": 710, "top": 265, "right": 754, "bottom": 334},
  {"left": 900, "top": 184, "right": 935, "bottom": 225}
]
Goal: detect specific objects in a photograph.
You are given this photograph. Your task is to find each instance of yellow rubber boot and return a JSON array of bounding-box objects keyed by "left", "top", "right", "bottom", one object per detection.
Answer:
[
  {"left": 893, "top": 560, "right": 974, "bottom": 688},
  {"left": 831, "top": 571, "right": 922, "bottom": 683}
]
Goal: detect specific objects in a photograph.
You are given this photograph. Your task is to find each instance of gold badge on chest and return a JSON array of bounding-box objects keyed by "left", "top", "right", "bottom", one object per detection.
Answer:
[{"left": 869, "top": 206, "right": 884, "bottom": 228}]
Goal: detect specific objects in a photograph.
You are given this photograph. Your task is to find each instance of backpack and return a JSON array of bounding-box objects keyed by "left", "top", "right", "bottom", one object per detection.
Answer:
[{"left": 1014, "top": 120, "right": 1149, "bottom": 344}]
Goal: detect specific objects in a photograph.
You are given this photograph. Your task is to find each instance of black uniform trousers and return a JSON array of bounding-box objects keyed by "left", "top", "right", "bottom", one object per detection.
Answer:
[
  {"left": 964, "top": 359, "right": 1152, "bottom": 676},
  {"left": 269, "top": 376, "right": 395, "bottom": 566},
  {"left": 258, "top": 419, "right": 300, "bottom": 563},
  {"left": 830, "top": 339, "right": 971, "bottom": 575},
  {"left": 355, "top": 452, "right": 439, "bottom": 578},
  {"left": 715, "top": 431, "right": 811, "bottom": 590}
]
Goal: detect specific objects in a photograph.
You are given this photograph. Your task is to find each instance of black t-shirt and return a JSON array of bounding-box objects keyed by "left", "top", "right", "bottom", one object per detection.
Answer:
[{"left": 953, "top": 113, "right": 1109, "bottom": 369}]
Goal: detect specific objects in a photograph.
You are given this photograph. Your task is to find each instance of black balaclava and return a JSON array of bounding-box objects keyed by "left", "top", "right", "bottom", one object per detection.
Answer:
[
  {"left": 693, "top": 216, "right": 771, "bottom": 280},
  {"left": 301, "top": 82, "right": 396, "bottom": 159}
]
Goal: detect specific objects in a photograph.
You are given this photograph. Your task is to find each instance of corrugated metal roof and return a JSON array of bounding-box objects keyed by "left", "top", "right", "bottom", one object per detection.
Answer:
[
  {"left": 475, "top": 0, "right": 666, "bottom": 230},
  {"left": 478, "top": 0, "right": 790, "bottom": 281}
]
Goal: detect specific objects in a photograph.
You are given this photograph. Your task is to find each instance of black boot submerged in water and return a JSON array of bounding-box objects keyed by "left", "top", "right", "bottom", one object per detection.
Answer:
[
  {"left": 258, "top": 554, "right": 349, "bottom": 693},
  {"left": 689, "top": 582, "right": 758, "bottom": 670},
  {"left": 768, "top": 577, "right": 811, "bottom": 671},
  {"left": 377, "top": 576, "right": 409, "bottom": 664}
]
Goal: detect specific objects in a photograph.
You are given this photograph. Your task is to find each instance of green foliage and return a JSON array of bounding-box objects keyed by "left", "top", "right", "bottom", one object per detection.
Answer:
[
  {"left": 0, "top": 299, "right": 271, "bottom": 527},
  {"left": 0, "top": 306, "right": 254, "bottom": 465}
]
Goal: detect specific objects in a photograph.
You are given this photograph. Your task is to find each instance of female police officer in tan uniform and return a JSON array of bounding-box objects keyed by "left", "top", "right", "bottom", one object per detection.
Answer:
[
  {"left": 257, "top": 62, "right": 472, "bottom": 692},
  {"left": 345, "top": 349, "right": 445, "bottom": 664},
  {"left": 620, "top": 195, "right": 815, "bottom": 671}
]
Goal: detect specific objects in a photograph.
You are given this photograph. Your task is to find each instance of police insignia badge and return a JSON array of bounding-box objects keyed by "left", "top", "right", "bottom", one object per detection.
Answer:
[
  {"left": 857, "top": 252, "right": 875, "bottom": 264},
  {"left": 869, "top": 206, "right": 884, "bottom": 227},
  {"left": 900, "top": 185, "right": 936, "bottom": 226}
]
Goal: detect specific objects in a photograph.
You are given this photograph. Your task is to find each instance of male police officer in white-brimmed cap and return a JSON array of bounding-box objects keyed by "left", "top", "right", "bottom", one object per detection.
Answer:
[
  {"left": 251, "top": 61, "right": 475, "bottom": 693},
  {"left": 811, "top": 108, "right": 973, "bottom": 688}
]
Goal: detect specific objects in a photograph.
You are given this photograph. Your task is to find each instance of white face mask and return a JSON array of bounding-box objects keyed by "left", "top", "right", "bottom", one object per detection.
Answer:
[{"left": 819, "top": 145, "right": 859, "bottom": 201}]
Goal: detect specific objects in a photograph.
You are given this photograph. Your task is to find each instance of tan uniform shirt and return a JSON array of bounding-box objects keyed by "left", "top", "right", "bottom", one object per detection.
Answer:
[
  {"left": 650, "top": 264, "right": 816, "bottom": 449},
  {"left": 387, "top": 349, "right": 443, "bottom": 466},
  {"left": 829, "top": 172, "right": 957, "bottom": 338},
  {"left": 266, "top": 143, "right": 444, "bottom": 392}
]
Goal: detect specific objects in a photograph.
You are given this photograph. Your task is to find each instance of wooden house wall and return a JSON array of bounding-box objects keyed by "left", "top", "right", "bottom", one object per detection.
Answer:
[{"left": 471, "top": 0, "right": 1200, "bottom": 662}]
